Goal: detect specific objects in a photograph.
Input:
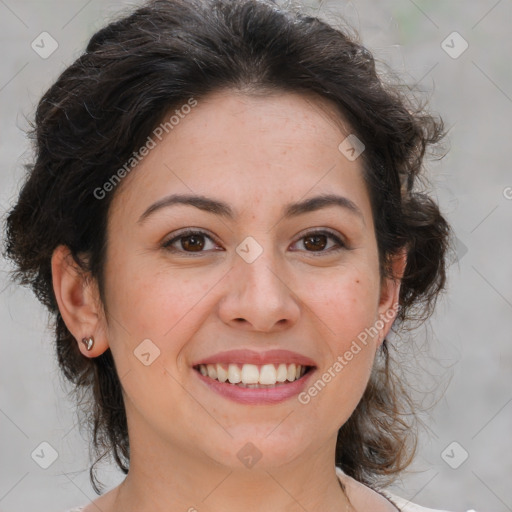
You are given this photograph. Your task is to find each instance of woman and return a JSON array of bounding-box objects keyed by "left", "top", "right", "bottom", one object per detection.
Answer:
[{"left": 3, "top": 0, "right": 478, "bottom": 511}]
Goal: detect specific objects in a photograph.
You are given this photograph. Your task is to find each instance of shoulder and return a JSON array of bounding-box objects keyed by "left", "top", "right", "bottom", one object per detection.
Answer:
[
  {"left": 63, "top": 483, "right": 118, "bottom": 512},
  {"left": 335, "top": 466, "right": 479, "bottom": 512},
  {"left": 380, "top": 489, "right": 477, "bottom": 512},
  {"left": 382, "top": 490, "right": 480, "bottom": 512}
]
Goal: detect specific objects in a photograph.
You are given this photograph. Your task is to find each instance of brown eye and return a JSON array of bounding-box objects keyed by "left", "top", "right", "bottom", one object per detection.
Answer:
[
  {"left": 293, "top": 230, "right": 346, "bottom": 254},
  {"left": 163, "top": 229, "right": 219, "bottom": 254},
  {"left": 303, "top": 233, "right": 328, "bottom": 251},
  {"left": 180, "top": 234, "right": 206, "bottom": 252}
]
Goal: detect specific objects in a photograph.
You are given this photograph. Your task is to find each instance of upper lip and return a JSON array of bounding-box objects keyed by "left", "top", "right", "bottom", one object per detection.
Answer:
[{"left": 192, "top": 349, "right": 317, "bottom": 368}]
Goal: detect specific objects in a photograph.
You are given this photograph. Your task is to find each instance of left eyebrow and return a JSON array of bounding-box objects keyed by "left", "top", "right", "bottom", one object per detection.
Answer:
[
  {"left": 282, "top": 193, "right": 365, "bottom": 225},
  {"left": 137, "top": 192, "right": 365, "bottom": 225}
]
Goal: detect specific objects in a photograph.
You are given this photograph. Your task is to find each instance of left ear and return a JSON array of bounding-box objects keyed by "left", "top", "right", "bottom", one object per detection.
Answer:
[{"left": 376, "top": 247, "right": 408, "bottom": 345}]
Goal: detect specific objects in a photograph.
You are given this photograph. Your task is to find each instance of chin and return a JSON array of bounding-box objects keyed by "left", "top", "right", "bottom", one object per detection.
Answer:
[{"left": 205, "top": 429, "right": 310, "bottom": 471}]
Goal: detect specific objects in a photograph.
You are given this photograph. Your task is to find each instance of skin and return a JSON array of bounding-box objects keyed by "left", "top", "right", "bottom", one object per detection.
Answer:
[{"left": 52, "top": 89, "right": 407, "bottom": 512}]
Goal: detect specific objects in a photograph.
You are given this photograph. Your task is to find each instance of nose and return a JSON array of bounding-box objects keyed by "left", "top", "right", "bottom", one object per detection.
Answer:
[{"left": 217, "top": 244, "right": 301, "bottom": 332}]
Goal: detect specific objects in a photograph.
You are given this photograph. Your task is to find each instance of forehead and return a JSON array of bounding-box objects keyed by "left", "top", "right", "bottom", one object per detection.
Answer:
[{"left": 109, "top": 89, "right": 372, "bottom": 225}]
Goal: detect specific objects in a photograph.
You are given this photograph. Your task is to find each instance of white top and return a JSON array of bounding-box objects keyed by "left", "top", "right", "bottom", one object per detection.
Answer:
[
  {"left": 380, "top": 491, "right": 478, "bottom": 512},
  {"left": 65, "top": 468, "right": 479, "bottom": 512},
  {"left": 335, "top": 466, "right": 478, "bottom": 512}
]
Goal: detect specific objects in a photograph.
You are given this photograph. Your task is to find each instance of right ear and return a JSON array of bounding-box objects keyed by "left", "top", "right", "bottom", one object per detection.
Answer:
[{"left": 51, "top": 245, "right": 109, "bottom": 358}]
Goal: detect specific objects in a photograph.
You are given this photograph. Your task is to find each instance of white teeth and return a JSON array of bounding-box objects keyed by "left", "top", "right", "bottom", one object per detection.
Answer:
[
  {"left": 286, "top": 363, "right": 296, "bottom": 382},
  {"left": 216, "top": 364, "right": 228, "bottom": 382},
  {"left": 197, "top": 362, "right": 308, "bottom": 386},
  {"left": 241, "top": 364, "right": 260, "bottom": 384},
  {"left": 206, "top": 364, "right": 217, "bottom": 380},
  {"left": 259, "top": 364, "right": 277, "bottom": 385},
  {"left": 276, "top": 363, "right": 288, "bottom": 382},
  {"left": 227, "top": 364, "right": 242, "bottom": 384}
]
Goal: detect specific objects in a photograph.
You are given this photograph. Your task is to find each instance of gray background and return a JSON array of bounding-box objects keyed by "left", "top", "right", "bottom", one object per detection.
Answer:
[{"left": 0, "top": 1, "right": 511, "bottom": 511}]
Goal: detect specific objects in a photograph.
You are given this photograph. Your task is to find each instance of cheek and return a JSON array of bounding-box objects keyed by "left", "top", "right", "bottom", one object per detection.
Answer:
[
  {"left": 297, "top": 278, "right": 378, "bottom": 428},
  {"left": 299, "top": 267, "right": 380, "bottom": 400},
  {"left": 103, "top": 253, "right": 217, "bottom": 353},
  {"left": 101, "top": 261, "right": 213, "bottom": 420},
  {"left": 302, "top": 267, "right": 380, "bottom": 341}
]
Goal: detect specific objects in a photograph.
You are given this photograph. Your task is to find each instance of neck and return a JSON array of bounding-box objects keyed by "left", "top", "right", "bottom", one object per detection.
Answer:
[{"left": 111, "top": 427, "right": 350, "bottom": 512}]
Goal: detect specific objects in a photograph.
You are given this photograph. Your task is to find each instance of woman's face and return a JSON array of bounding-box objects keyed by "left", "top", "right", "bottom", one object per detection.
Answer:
[{"left": 97, "top": 89, "right": 401, "bottom": 470}]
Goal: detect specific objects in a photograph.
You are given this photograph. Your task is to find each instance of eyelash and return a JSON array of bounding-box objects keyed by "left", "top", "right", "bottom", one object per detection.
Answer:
[{"left": 162, "top": 228, "right": 347, "bottom": 256}]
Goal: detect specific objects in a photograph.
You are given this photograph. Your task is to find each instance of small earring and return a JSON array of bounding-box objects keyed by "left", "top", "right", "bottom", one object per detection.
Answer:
[{"left": 81, "top": 336, "right": 94, "bottom": 351}]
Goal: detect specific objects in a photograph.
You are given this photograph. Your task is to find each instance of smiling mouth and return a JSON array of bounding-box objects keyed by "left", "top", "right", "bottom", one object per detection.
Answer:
[{"left": 193, "top": 362, "right": 315, "bottom": 388}]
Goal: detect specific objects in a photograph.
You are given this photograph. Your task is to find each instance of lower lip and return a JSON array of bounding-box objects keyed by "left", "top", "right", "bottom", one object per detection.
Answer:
[{"left": 193, "top": 368, "right": 316, "bottom": 405}]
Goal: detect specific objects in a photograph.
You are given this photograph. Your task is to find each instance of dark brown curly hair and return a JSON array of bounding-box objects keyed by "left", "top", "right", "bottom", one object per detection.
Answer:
[{"left": 3, "top": 0, "right": 451, "bottom": 495}]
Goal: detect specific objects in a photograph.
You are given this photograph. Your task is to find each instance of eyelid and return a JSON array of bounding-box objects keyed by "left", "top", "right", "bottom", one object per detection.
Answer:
[
  {"left": 290, "top": 228, "right": 347, "bottom": 254},
  {"left": 293, "top": 227, "right": 346, "bottom": 245},
  {"left": 162, "top": 228, "right": 221, "bottom": 251}
]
